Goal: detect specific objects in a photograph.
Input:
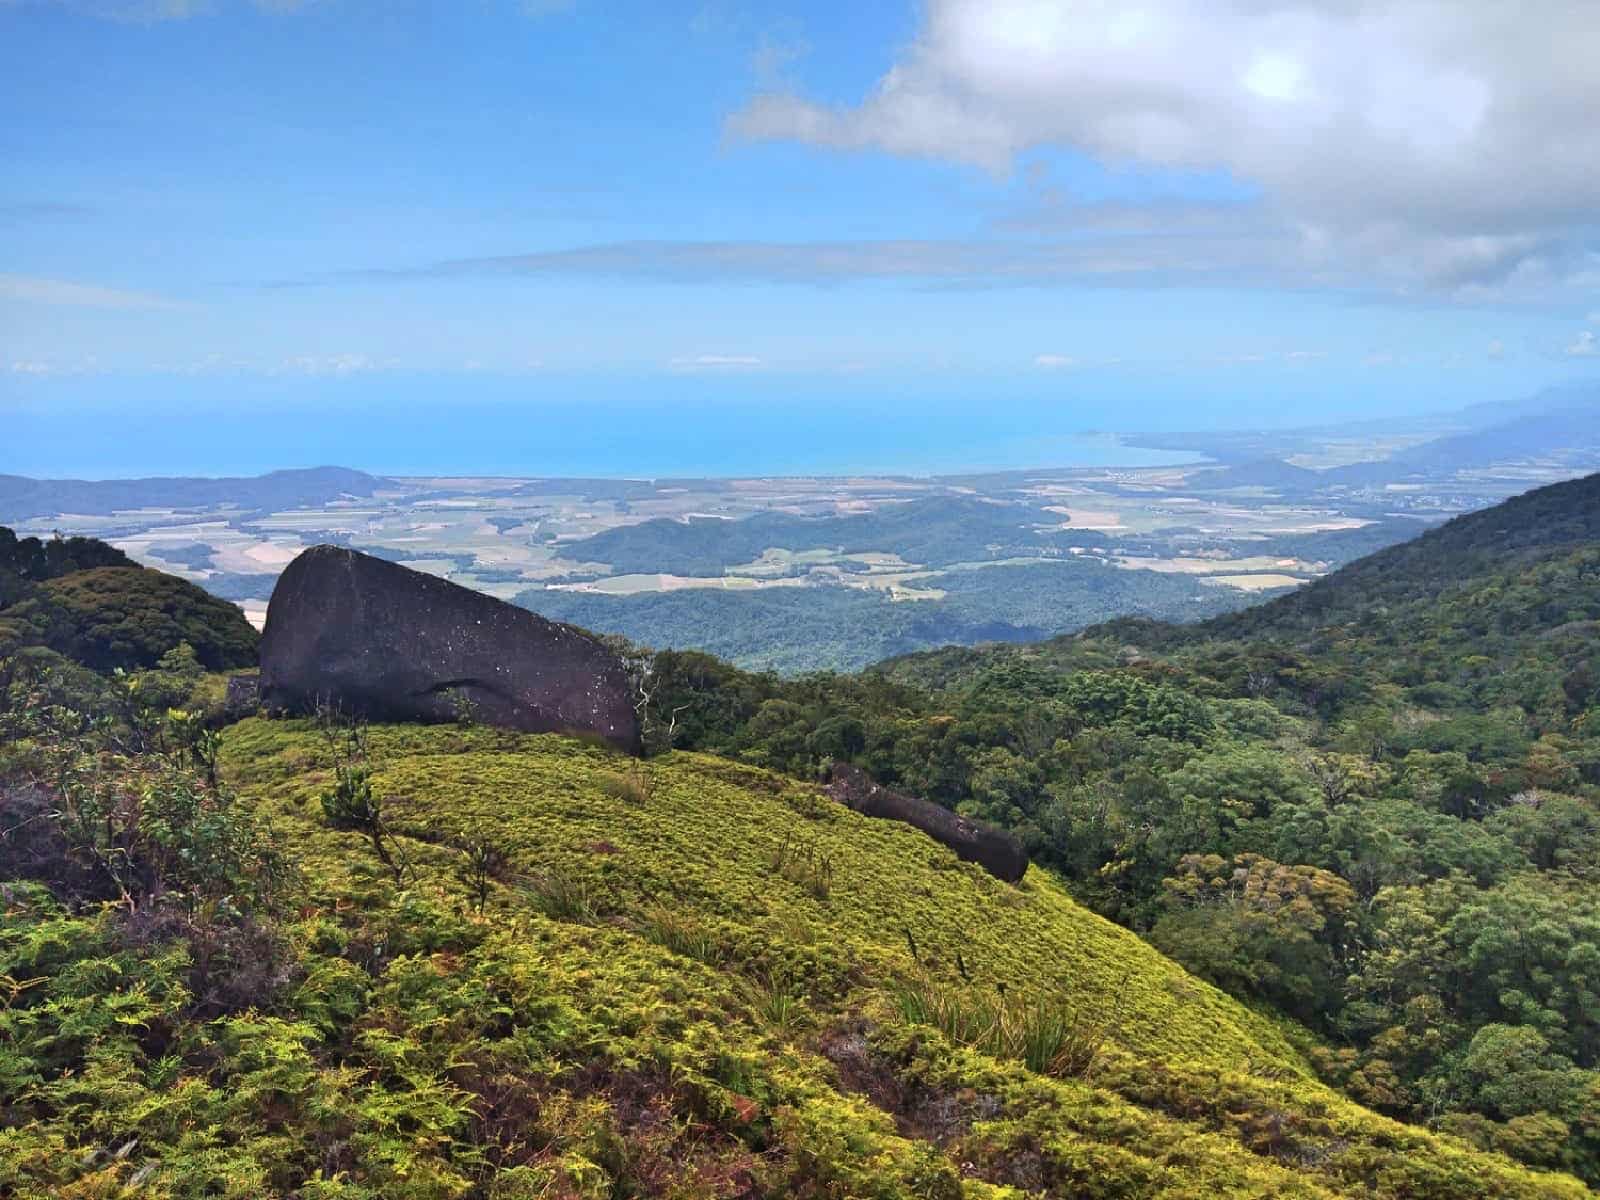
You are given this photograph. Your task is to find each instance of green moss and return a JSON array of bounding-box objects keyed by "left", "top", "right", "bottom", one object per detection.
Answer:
[{"left": 1, "top": 719, "right": 1585, "bottom": 1197}]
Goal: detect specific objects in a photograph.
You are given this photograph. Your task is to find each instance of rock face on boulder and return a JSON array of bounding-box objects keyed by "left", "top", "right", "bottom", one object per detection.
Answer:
[
  {"left": 823, "top": 762, "right": 1027, "bottom": 882},
  {"left": 259, "top": 545, "right": 640, "bottom": 753}
]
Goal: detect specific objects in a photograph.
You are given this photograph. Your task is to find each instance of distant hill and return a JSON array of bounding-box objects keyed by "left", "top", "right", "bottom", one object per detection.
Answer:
[
  {"left": 520, "top": 557, "right": 1252, "bottom": 673},
  {"left": 0, "top": 525, "right": 258, "bottom": 670},
  {"left": 1122, "top": 382, "right": 1600, "bottom": 470},
  {"left": 1201, "top": 470, "right": 1600, "bottom": 640},
  {"left": 561, "top": 495, "right": 1066, "bottom": 575},
  {"left": 0, "top": 465, "right": 392, "bottom": 521},
  {"left": 1324, "top": 395, "right": 1600, "bottom": 485}
]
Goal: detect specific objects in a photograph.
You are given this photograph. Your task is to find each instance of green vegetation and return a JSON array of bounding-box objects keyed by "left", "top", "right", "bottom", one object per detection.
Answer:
[
  {"left": 1, "top": 526, "right": 135, "bottom": 581},
  {"left": 619, "top": 473, "right": 1600, "bottom": 1183},
  {"left": 4, "top": 474, "right": 1600, "bottom": 1194},
  {"left": 3, "top": 683, "right": 1583, "bottom": 1196},
  {"left": 559, "top": 496, "right": 1069, "bottom": 577},
  {"left": 0, "top": 526, "right": 258, "bottom": 672},
  {"left": 1201, "top": 469, "right": 1600, "bottom": 640},
  {"left": 520, "top": 558, "right": 1250, "bottom": 673}
]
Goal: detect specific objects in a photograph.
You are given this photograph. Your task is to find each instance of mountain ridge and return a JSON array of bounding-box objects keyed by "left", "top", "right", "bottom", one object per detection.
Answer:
[{"left": 0, "top": 466, "right": 391, "bottom": 521}]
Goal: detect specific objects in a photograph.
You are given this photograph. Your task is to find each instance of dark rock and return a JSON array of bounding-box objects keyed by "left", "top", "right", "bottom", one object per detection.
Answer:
[
  {"left": 823, "top": 762, "right": 1027, "bottom": 882},
  {"left": 223, "top": 674, "right": 260, "bottom": 722},
  {"left": 259, "top": 545, "right": 640, "bottom": 752}
]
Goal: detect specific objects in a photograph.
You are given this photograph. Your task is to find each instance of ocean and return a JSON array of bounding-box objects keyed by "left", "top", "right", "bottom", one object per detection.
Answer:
[{"left": 4, "top": 364, "right": 1542, "bottom": 479}]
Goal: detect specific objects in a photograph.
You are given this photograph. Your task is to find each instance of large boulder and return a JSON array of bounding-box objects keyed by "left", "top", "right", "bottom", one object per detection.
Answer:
[
  {"left": 259, "top": 545, "right": 640, "bottom": 752},
  {"left": 823, "top": 762, "right": 1027, "bottom": 882}
]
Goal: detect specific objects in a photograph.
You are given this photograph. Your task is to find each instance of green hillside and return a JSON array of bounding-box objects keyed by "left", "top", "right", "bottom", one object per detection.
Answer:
[
  {"left": 519, "top": 558, "right": 1244, "bottom": 674},
  {"left": 604, "top": 475, "right": 1600, "bottom": 1186},
  {"left": 1198, "top": 470, "right": 1600, "bottom": 641},
  {"left": 0, "top": 526, "right": 259, "bottom": 672},
  {"left": 2, "top": 706, "right": 1585, "bottom": 1197},
  {"left": 4, "top": 478, "right": 1599, "bottom": 1196}
]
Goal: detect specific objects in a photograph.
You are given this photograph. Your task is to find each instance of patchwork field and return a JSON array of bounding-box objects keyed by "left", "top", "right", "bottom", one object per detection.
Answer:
[{"left": 5, "top": 447, "right": 1584, "bottom": 664}]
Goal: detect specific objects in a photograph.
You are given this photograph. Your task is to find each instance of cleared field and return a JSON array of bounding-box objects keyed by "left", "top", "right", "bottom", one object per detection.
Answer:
[
  {"left": 6, "top": 459, "right": 1489, "bottom": 639},
  {"left": 1202, "top": 573, "right": 1306, "bottom": 591},
  {"left": 1115, "top": 555, "right": 1319, "bottom": 576}
]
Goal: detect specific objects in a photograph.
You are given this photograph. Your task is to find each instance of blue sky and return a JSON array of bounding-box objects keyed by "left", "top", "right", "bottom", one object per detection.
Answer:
[{"left": 3, "top": 0, "right": 1598, "bottom": 476}]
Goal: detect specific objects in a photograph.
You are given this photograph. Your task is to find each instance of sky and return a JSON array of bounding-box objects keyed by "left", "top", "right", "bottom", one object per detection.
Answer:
[{"left": 3, "top": 0, "right": 1599, "bottom": 477}]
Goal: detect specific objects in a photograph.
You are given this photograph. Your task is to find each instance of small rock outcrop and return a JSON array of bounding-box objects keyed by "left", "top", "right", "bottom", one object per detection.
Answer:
[
  {"left": 259, "top": 545, "right": 640, "bottom": 753},
  {"left": 824, "top": 762, "right": 1027, "bottom": 882},
  {"left": 223, "top": 674, "right": 260, "bottom": 722}
]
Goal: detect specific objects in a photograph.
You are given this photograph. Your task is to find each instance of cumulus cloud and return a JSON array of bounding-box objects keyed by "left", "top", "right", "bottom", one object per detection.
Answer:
[
  {"left": 0, "top": 273, "right": 177, "bottom": 310},
  {"left": 727, "top": 0, "right": 1600, "bottom": 292},
  {"left": 1568, "top": 330, "right": 1598, "bottom": 358}
]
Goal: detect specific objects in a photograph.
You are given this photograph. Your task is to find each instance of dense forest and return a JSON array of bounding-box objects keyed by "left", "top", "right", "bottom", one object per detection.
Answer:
[
  {"left": 619, "top": 473, "right": 1600, "bottom": 1183},
  {"left": 521, "top": 557, "right": 1253, "bottom": 673},
  {"left": 515, "top": 495, "right": 1438, "bottom": 672},
  {"left": 0, "top": 527, "right": 259, "bottom": 671},
  {"left": 2, "top": 475, "right": 1598, "bottom": 1194}
]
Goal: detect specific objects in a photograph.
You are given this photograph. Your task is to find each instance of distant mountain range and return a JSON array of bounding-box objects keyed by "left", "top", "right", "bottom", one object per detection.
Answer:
[
  {"left": 1320, "top": 398, "right": 1600, "bottom": 485},
  {"left": 1125, "top": 382, "right": 1600, "bottom": 476},
  {"left": 0, "top": 466, "right": 391, "bottom": 522}
]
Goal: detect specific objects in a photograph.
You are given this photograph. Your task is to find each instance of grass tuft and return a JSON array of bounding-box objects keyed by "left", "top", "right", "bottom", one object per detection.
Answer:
[
  {"left": 522, "top": 868, "right": 597, "bottom": 922},
  {"left": 890, "top": 974, "right": 1123, "bottom": 1078},
  {"left": 769, "top": 833, "right": 835, "bottom": 900}
]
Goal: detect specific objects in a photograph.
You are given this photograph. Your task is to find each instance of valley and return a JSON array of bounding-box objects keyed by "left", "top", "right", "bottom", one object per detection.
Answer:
[{"left": 6, "top": 387, "right": 1596, "bottom": 670}]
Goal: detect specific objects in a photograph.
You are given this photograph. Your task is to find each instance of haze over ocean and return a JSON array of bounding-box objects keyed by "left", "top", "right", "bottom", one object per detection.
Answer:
[{"left": 6, "top": 361, "right": 1568, "bottom": 480}]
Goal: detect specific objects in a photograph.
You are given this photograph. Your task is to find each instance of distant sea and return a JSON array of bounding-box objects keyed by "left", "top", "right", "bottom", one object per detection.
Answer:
[
  {"left": 11, "top": 381, "right": 1204, "bottom": 479},
  {"left": 9, "top": 363, "right": 1547, "bottom": 479}
]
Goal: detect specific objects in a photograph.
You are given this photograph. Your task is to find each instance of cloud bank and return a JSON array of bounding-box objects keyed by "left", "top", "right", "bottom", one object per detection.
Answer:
[
  {"left": 727, "top": 0, "right": 1600, "bottom": 293},
  {"left": 0, "top": 273, "right": 177, "bottom": 310}
]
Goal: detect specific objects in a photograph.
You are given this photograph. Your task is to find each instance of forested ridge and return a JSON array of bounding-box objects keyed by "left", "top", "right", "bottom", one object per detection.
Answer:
[
  {"left": 628, "top": 472, "right": 1600, "bottom": 1183},
  {"left": 2, "top": 476, "right": 1598, "bottom": 1194},
  {"left": 0, "top": 526, "right": 259, "bottom": 671}
]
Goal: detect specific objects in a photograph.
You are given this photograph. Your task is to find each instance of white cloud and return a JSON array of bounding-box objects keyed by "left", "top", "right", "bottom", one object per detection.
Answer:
[
  {"left": 1486, "top": 339, "right": 1505, "bottom": 359},
  {"left": 0, "top": 273, "right": 177, "bottom": 310},
  {"left": 668, "top": 353, "right": 764, "bottom": 370},
  {"left": 5, "top": 0, "right": 329, "bottom": 20},
  {"left": 275, "top": 353, "right": 393, "bottom": 376},
  {"left": 390, "top": 234, "right": 1313, "bottom": 289},
  {"left": 1033, "top": 354, "right": 1076, "bottom": 369},
  {"left": 727, "top": 0, "right": 1600, "bottom": 292},
  {"left": 1568, "top": 330, "right": 1598, "bottom": 358}
]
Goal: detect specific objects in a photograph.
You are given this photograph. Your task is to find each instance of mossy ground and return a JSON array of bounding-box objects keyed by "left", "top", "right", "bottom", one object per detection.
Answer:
[{"left": 3, "top": 719, "right": 1587, "bottom": 1198}]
